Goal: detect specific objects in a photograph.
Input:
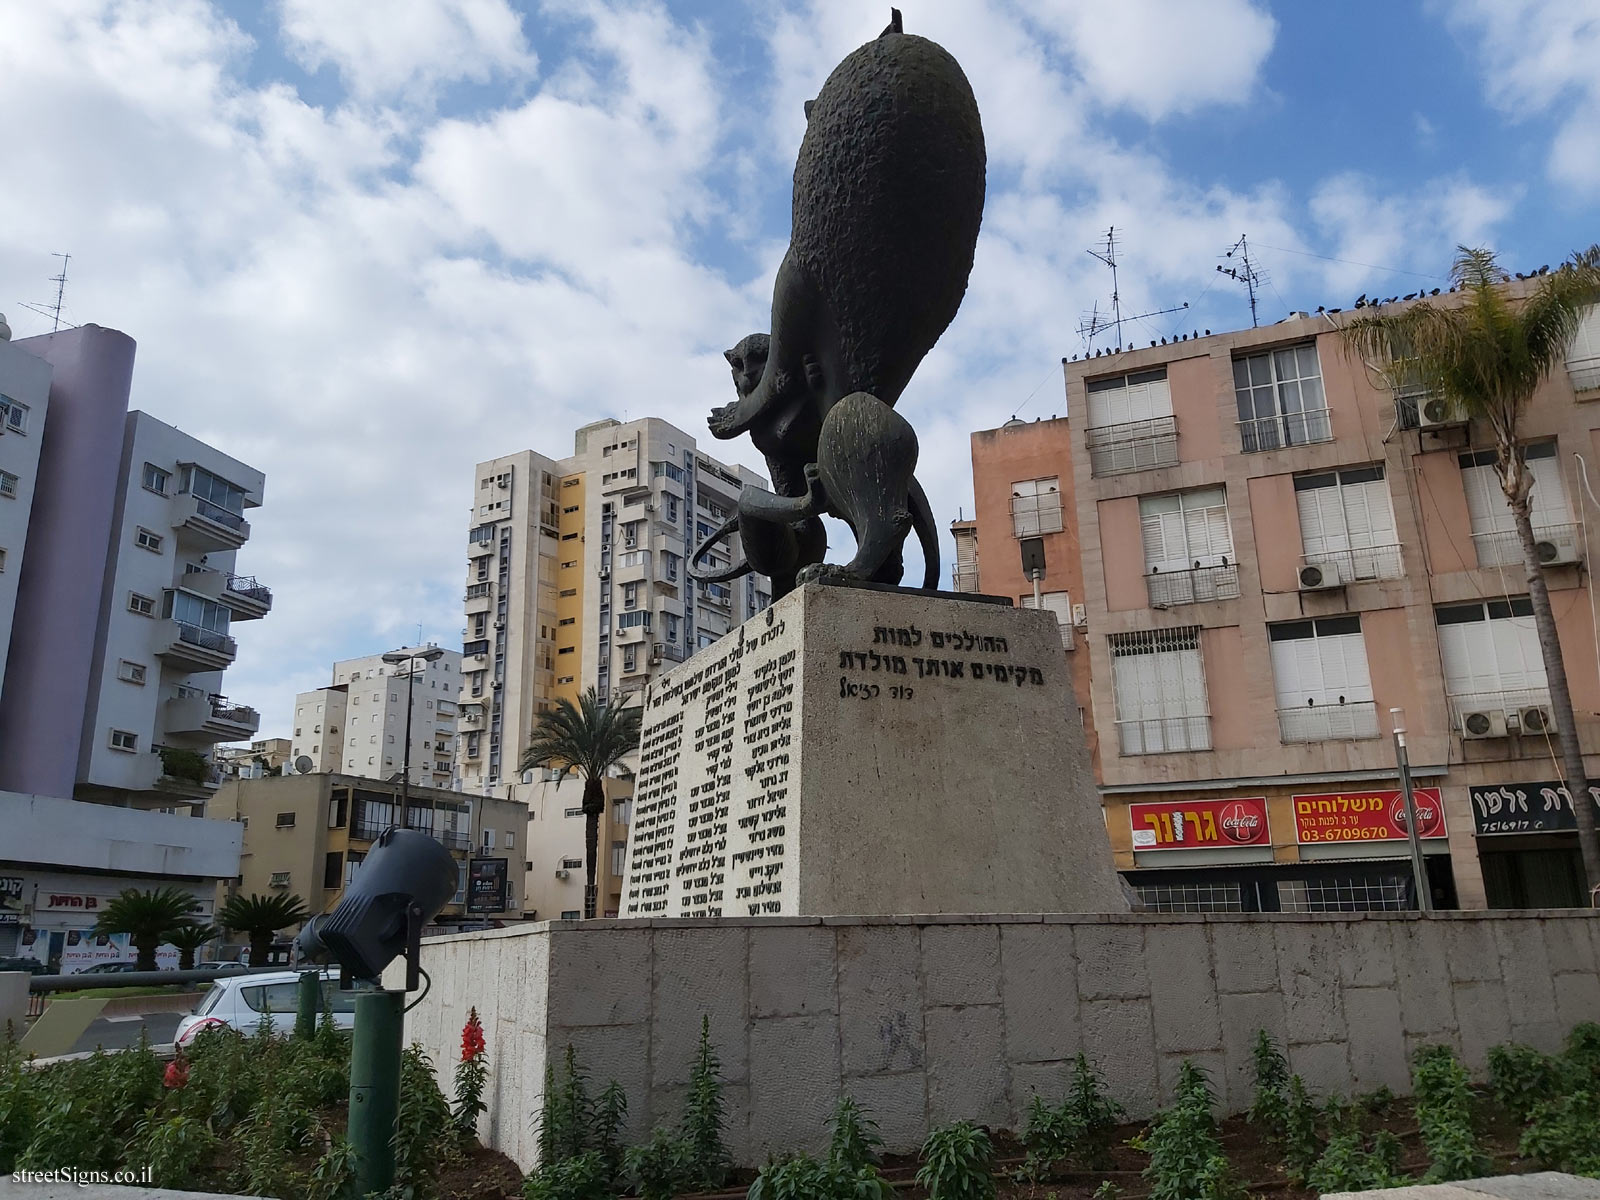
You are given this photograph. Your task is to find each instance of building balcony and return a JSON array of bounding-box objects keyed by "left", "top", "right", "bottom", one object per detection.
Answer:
[
  {"left": 165, "top": 693, "right": 261, "bottom": 742},
  {"left": 615, "top": 552, "right": 651, "bottom": 585},
  {"left": 171, "top": 493, "right": 250, "bottom": 552},
  {"left": 952, "top": 564, "right": 980, "bottom": 593},
  {"left": 698, "top": 582, "right": 732, "bottom": 610},
  {"left": 1146, "top": 562, "right": 1240, "bottom": 608},
  {"left": 1570, "top": 358, "right": 1600, "bottom": 395},
  {"left": 1472, "top": 523, "right": 1583, "bottom": 570},
  {"left": 1087, "top": 415, "right": 1179, "bottom": 477},
  {"left": 154, "top": 747, "right": 224, "bottom": 798},
  {"left": 1237, "top": 407, "right": 1332, "bottom": 454},
  {"left": 1301, "top": 544, "right": 1405, "bottom": 585},
  {"left": 1277, "top": 701, "right": 1381, "bottom": 744},
  {"left": 155, "top": 619, "right": 238, "bottom": 672},
  {"left": 615, "top": 622, "right": 650, "bottom": 645},
  {"left": 177, "top": 569, "right": 272, "bottom": 619},
  {"left": 652, "top": 641, "right": 685, "bottom": 665},
  {"left": 1115, "top": 714, "right": 1212, "bottom": 757}
]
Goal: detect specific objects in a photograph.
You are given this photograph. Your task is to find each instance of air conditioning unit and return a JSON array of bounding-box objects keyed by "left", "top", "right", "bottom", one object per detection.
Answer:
[
  {"left": 1298, "top": 561, "right": 1344, "bottom": 591},
  {"left": 1535, "top": 532, "right": 1582, "bottom": 566},
  {"left": 1418, "top": 395, "right": 1467, "bottom": 431},
  {"left": 491, "top": 680, "right": 502, "bottom": 690},
  {"left": 554, "top": 869, "right": 570, "bottom": 880},
  {"left": 1459, "top": 708, "right": 1508, "bottom": 739},
  {"left": 1518, "top": 704, "right": 1553, "bottom": 735}
]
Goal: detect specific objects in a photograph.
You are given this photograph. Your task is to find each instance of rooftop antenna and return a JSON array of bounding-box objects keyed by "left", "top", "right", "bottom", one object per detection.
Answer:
[
  {"left": 1078, "top": 227, "right": 1188, "bottom": 354},
  {"left": 16, "top": 252, "right": 77, "bottom": 332},
  {"left": 1217, "top": 235, "right": 1261, "bottom": 328}
]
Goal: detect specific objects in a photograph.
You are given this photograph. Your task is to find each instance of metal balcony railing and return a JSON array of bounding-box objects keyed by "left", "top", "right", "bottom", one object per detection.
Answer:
[
  {"left": 209, "top": 697, "right": 259, "bottom": 725},
  {"left": 1570, "top": 359, "right": 1600, "bottom": 393},
  {"left": 465, "top": 582, "right": 493, "bottom": 600},
  {"left": 1086, "top": 415, "right": 1178, "bottom": 477},
  {"left": 225, "top": 574, "right": 271, "bottom": 604},
  {"left": 193, "top": 496, "right": 246, "bottom": 530},
  {"left": 1472, "top": 523, "right": 1583, "bottom": 569},
  {"left": 1146, "top": 562, "right": 1240, "bottom": 608},
  {"left": 1277, "top": 700, "right": 1381, "bottom": 744},
  {"left": 1300, "top": 544, "right": 1405, "bottom": 584},
  {"left": 1115, "top": 714, "right": 1212, "bottom": 756},
  {"left": 952, "top": 564, "right": 980, "bottom": 593},
  {"left": 176, "top": 621, "right": 237, "bottom": 657},
  {"left": 1237, "top": 407, "right": 1332, "bottom": 453}
]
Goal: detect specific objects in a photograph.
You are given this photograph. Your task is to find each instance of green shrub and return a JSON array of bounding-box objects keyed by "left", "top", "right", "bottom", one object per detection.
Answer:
[
  {"left": 592, "top": 1080, "right": 628, "bottom": 1188},
  {"left": 1280, "top": 1074, "right": 1322, "bottom": 1185},
  {"left": 0, "top": 1029, "right": 40, "bottom": 1174},
  {"left": 306, "top": 1134, "right": 361, "bottom": 1200},
  {"left": 1066, "top": 1053, "right": 1124, "bottom": 1170},
  {"left": 1412, "top": 1044, "right": 1490, "bottom": 1183},
  {"left": 1519, "top": 1088, "right": 1600, "bottom": 1177},
  {"left": 624, "top": 1127, "right": 694, "bottom": 1200},
  {"left": 391, "top": 1042, "right": 458, "bottom": 1200},
  {"left": 130, "top": 1113, "right": 219, "bottom": 1191},
  {"left": 523, "top": 1149, "right": 614, "bottom": 1200},
  {"left": 1133, "top": 1059, "right": 1245, "bottom": 1200},
  {"left": 1305, "top": 1129, "right": 1408, "bottom": 1194},
  {"left": 159, "top": 746, "right": 209, "bottom": 784},
  {"left": 916, "top": 1121, "right": 995, "bottom": 1200},
  {"left": 827, "top": 1095, "right": 883, "bottom": 1172},
  {"left": 1019, "top": 1092, "right": 1078, "bottom": 1181},
  {"left": 1488, "top": 1043, "right": 1567, "bottom": 1122},
  {"left": 746, "top": 1096, "right": 895, "bottom": 1200},
  {"left": 1565, "top": 1022, "right": 1600, "bottom": 1084},
  {"left": 1247, "top": 1029, "right": 1290, "bottom": 1138},
  {"left": 682, "top": 1016, "right": 731, "bottom": 1191}
]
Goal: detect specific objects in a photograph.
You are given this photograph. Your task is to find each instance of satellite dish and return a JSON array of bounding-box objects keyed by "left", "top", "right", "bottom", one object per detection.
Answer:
[{"left": 294, "top": 755, "right": 314, "bottom": 775}]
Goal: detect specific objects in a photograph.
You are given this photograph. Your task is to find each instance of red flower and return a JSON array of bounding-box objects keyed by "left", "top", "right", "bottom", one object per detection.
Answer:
[
  {"left": 460, "top": 1008, "right": 486, "bottom": 1062},
  {"left": 164, "top": 1057, "right": 190, "bottom": 1089}
]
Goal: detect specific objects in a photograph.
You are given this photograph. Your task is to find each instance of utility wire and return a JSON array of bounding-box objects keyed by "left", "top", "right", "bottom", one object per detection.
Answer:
[{"left": 1247, "top": 241, "right": 1445, "bottom": 283}]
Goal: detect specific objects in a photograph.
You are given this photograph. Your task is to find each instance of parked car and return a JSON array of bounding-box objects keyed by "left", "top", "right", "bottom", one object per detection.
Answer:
[
  {"left": 191, "top": 961, "right": 249, "bottom": 975},
  {"left": 174, "top": 969, "right": 355, "bottom": 1046},
  {"left": 0, "top": 957, "right": 47, "bottom": 975}
]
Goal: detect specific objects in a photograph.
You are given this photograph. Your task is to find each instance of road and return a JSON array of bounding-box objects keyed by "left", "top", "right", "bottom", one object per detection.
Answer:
[{"left": 68, "top": 1011, "right": 182, "bottom": 1055}]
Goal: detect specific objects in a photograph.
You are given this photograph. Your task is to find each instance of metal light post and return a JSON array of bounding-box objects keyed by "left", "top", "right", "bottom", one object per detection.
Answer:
[
  {"left": 1389, "top": 707, "right": 1433, "bottom": 914},
  {"left": 382, "top": 645, "right": 445, "bottom": 830}
]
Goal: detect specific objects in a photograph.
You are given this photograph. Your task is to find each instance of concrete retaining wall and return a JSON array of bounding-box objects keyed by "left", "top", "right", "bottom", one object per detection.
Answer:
[{"left": 403, "top": 912, "right": 1600, "bottom": 1172}]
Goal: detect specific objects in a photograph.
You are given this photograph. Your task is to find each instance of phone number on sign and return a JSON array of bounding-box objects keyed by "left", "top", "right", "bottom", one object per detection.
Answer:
[{"left": 1299, "top": 825, "right": 1400, "bottom": 842}]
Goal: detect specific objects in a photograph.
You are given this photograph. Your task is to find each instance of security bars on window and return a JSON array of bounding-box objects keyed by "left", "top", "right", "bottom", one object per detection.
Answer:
[{"left": 1109, "top": 626, "right": 1211, "bottom": 755}]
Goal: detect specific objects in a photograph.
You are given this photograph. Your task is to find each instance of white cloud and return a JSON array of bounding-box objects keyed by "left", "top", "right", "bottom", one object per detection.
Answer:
[
  {"left": 1441, "top": 0, "right": 1600, "bottom": 190},
  {"left": 276, "top": 0, "right": 535, "bottom": 101}
]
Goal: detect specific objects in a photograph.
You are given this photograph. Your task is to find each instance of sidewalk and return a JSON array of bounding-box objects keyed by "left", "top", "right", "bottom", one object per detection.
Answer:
[{"left": 1323, "top": 1173, "right": 1600, "bottom": 1198}]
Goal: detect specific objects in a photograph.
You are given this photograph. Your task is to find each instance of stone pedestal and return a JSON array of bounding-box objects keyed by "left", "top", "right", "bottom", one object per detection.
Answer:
[{"left": 622, "top": 580, "right": 1122, "bottom": 917}]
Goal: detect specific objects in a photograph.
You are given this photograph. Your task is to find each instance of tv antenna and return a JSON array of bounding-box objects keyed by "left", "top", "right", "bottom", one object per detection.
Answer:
[
  {"left": 1217, "top": 235, "right": 1262, "bottom": 328},
  {"left": 1078, "top": 227, "right": 1187, "bottom": 353},
  {"left": 16, "top": 253, "right": 77, "bottom": 332}
]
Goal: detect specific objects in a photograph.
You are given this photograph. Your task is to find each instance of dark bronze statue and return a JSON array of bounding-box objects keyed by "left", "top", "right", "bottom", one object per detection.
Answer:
[{"left": 691, "top": 10, "right": 985, "bottom": 598}]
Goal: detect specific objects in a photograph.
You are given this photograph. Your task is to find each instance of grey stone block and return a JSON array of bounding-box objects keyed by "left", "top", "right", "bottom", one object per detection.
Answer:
[
  {"left": 750, "top": 1014, "right": 841, "bottom": 1159},
  {"left": 548, "top": 929, "right": 653, "bottom": 1028},
  {"left": 751, "top": 925, "right": 838, "bottom": 1018},
  {"left": 1009, "top": 1059, "right": 1073, "bottom": 1125},
  {"left": 844, "top": 1071, "right": 927, "bottom": 1155},
  {"left": 838, "top": 925, "right": 924, "bottom": 1077},
  {"left": 1339, "top": 920, "right": 1398, "bottom": 989},
  {"left": 651, "top": 929, "right": 750, "bottom": 1088},
  {"left": 1148, "top": 924, "right": 1221, "bottom": 1053},
  {"left": 550, "top": 1023, "right": 652, "bottom": 1145},
  {"left": 1219, "top": 991, "right": 1287, "bottom": 1115},
  {"left": 1000, "top": 924, "right": 1079, "bottom": 1063},
  {"left": 923, "top": 925, "right": 1001, "bottom": 1007},
  {"left": 926, "top": 1004, "right": 1008, "bottom": 1127},
  {"left": 1275, "top": 923, "right": 1344, "bottom": 1044},
  {"left": 1394, "top": 921, "right": 1458, "bottom": 1036},
  {"left": 1081, "top": 996, "right": 1159, "bottom": 1117},
  {"left": 1445, "top": 921, "right": 1502, "bottom": 983},
  {"left": 1345, "top": 987, "right": 1410, "bottom": 1095},
  {"left": 1455, "top": 979, "right": 1513, "bottom": 1075},
  {"left": 1494, "top": 920, "right": 1559, "bottom": 1046},
  {"left": 1545, "top": 918, "right": 1600, "bottom": 976},
  {"left": 1288, "top": 1039, "right": 1351, "bottom": 1100},
  {"left": 1212, "top": 922, "right": 1279, "bottom": 994},
  {"left": 1157, "top": 1049, "right": 1225, "bottom": 1111},
  {"left": 1076, "top": 923, "right": 1148, "bottom": 1000},
  {"left": 1554, "top": 972, "right": 1600, "bottom": 1033}
]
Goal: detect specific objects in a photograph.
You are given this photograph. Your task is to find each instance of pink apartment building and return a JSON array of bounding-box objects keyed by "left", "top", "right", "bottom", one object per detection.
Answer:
[{"left": 964, "top": 292, "right": 1600, "bottom": 912}]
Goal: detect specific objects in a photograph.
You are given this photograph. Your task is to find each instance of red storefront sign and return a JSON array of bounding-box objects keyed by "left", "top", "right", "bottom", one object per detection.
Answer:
[
  {"left": 1292, "top": 787, "right": 1447, "bottom": 844},
  {"left": 1129, "top": 797, "right": 1271, "bottom": 850}
]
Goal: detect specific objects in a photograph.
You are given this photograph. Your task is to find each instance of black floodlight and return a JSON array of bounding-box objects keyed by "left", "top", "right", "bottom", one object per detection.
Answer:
[{"left": 297, "top": 827, "right": 457, "bottom": 984}]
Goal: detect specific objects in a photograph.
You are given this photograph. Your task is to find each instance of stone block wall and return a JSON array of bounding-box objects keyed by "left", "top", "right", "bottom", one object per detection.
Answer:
[{"left": 403, "top": 912, "right": 1600, "bottom": 1172}]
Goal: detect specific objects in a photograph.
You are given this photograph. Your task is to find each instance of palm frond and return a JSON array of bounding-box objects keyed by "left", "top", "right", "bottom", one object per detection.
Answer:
[
  {"left": 216, "top": 892, "right": 310, "bottom": 935},
  {"left": 517, "top": 685, "right": 642, "bottom": 785}
]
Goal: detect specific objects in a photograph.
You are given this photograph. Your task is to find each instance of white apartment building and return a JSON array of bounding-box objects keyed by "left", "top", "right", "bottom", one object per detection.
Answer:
[
  {"left": 459, "top": 417, "right": 769, "bottom": 918},
  {"left": 0, "top": 333, "right": 53, "bottom": 692},
  {"left": 291, "top": 646, "right": 461, "bottom": 788}
]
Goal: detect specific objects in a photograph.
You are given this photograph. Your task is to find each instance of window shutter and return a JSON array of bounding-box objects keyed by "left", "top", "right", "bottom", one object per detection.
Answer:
[
  {"left": 1527, "top": 453, "right": 1572, "bottom": 528},
  {"left": 1462, "top": 462, "right": 1510, "bottom": 535},
  {"left": 1439, "top": 618, "right": 1497, "bottom": 696},
  {"left": 1568, "top": 305, "right": 1600, "bottom": 367}
]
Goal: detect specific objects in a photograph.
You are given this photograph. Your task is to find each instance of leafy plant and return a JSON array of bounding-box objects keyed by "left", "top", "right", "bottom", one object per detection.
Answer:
[
  {"left": 392, "top": 1041, "right": 458, "bottom": 1200},
  {"left": 130, "top": 1113, "right": 219, "bottom": 1190},
  {"left": 164, "top": 922, "right": 219, "bottom": 971},
  {"left": 593, "top": 1081, "right": 628, "bottom": 1188},
  {"left": 828, "top": 1094, "right": 882, "bottom": 1173},
  {"left": 159, "top": 746, "right": 209, "bottom": 785},
  {"left": 1066, "top": 1053, "right": 1124, "bottom": 1170},
  {"left": 217, "top": 892, "right": 311, "bottom": 966},
  {"left": 1280, "top": 1074, "right": 1322, "bottom": 1184},
  {"left": 1247, "top": 1030, "right": 1289, "bottom": 1137},
  {"left": 1412, "top": 1043, "right": 1490, "bottom": 1183},
  {"left": 454, "top": 1007, "right": 490, "bottom": 1146},
  {"left": 745, "top": 1097, "right": 895, "bottom": 1200},
  {"left": 1020, "top": 1093, "right": 1078, "bottom": 1181},
  {"left": 1564, "top": 1021, "right": 1600, "bottom": 1084},
  {"left": 523, "top": 1149, "right": 614, "bottom": 1200},
  {"left": 624, "top": 1126, "right": 694, "bottom": 1200},
  {"left": 92, "top": 886, "right": 202, "bottom": 970},
  {"left": 306, "top": 1133, "right": 362, "bottom": 1200},
  {"left": 1133, "top": 1059, "right": 1245, "bottom": 1200},
  {"left": 1306, "top": 1129, "right": 1409, "bottom": 1193},
  {"left": 917, "top": 1121, "right": 995, "bottom": 1200},
  {"left": 1488, "top": 1043, "right": 1566, "bottom": 1122},
  {"left": 0, "top": 1029, "right": 39, "bottom": 1174},
  {"left": 1092, "top": 1184, "right": 1121, "bottom": 1200},
  {"left": 682, "top": 1016, "right": 731, "bottom": 1190},
  {"left": 1519, "top": 1087, "right": 1600, "bottom": 1176}
]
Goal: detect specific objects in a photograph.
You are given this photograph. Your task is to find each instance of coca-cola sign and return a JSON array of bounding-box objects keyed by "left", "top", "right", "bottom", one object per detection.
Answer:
[
  {"left": 1292, "top": 788, "right": 1447, "bottom": 844},
  {"left": 1129, "top": 797, "right": 1271, "bottom": 850}
]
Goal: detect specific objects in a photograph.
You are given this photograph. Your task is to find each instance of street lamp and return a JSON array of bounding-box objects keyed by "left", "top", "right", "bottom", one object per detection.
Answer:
[
  {"left": 382, "top": 645, "right": 445, "bottom": 828},
  {"left": 1389, "top": 707, "right": 1433, "bottom": 914}
]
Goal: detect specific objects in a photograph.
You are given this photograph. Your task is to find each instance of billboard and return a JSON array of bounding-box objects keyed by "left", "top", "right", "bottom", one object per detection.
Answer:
[
  {"left": 467, "top": 858, "right": 509, "bottom": 914},
  {"left": 1470, "top": 780, "right": 1600, "bottom": 836},
  {"left": 0, "top": 877, "right": 22, "bottom": 926},
  {"left": 1129, "top": 796, "right": 1270, "bottom": 850},
  {"left": 1293, "top": 787, "right": 1446, "bottom": 844}
]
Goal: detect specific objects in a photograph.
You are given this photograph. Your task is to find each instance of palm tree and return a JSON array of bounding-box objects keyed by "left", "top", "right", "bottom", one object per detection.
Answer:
[
  {"left": 164, "top": 923, "right": 219, "bottom": 971},
  {"left": 217, "top": 893, "right": 310, "bottom": 966},
  {"left": 1342, "top": 245, "right": 1600, "bottom": 896},
  {"left": 93, "top": 886, "right": 201, "bottom": 971},
  {"left": 518, "top": 687, "right": 643, "bottom": 919}
]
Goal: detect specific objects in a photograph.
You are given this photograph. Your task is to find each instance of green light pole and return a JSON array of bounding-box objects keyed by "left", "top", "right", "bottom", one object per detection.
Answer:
[
  {"left": 293, "top": 969, "right": 319, "bottom": 1040},
  {"left": 349, "top": 987, "right": 407, "bottom": 1195}
]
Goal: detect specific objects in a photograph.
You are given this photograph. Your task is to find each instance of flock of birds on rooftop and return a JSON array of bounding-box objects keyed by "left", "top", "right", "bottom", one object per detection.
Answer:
[{"left": 1066, "top": 265, "right": 1556, "bottom": 362}]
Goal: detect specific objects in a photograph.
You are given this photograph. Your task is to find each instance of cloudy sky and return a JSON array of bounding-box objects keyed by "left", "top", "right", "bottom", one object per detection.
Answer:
[{"left": 3, "top": 0, "right": 1597, "bottom": 740}]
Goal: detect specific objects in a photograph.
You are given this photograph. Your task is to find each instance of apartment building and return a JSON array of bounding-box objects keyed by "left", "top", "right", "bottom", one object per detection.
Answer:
[
  {"left": 966, "top": 294, "right": 1600, "bottom": 912},
  {"left": 290, "top": 647, "right": 461, "bottom": 788},
  {"left": 210, "top": 774, "right": 527, "bottom": 941},
  {"left": 0, "top": 333, "right": 52, "bottom": 691},
  {"left": 217, "top": 737, "right": 293, "bottom": 780},
  {"left": 459, "top": 417, "right": 769, "bottom": 918}
]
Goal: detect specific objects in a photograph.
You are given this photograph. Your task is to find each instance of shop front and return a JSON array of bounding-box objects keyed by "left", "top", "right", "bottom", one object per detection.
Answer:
[
  {"left": 0, "top": 871, "right": 214, "bottom": 972},
  {"left": 1115, "top": 784, "right": 1456, "bottom": 912},
  {"left": 1470, "top": 779, "right": 1598, "bottom": 909}
]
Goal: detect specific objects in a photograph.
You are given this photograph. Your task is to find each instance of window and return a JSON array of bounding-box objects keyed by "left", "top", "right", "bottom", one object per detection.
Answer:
[
  {"left": 1460, "top": 443, "right": 1576, "bottom": 567},
  {"left": 1109, "top": 627, "right": 1211, "bottom": 754},
  {"left": 612, "top": 799, "right": 632, "bottom": 825},
  {"left": 665, "top": 613, "right": 679, "bottom": 642},
  {"left": 1084, "top": 368, "right": 1177, "bottom": 475},
  {"left": 0, "top": 471, "right": 16, "bottom": 499},
  {"left": 563, "top": 504, "right": 579, "bottom": 514},
  {"left": 506, "top": 830, "right": 514, "bottom": 848},
  {"left": 1020, "top": 591, "right": 1073, "bottom": 647},
  {"left": 665, "top": 495, "right": 678, "bottom": 523},
  {"left": 116, "top": 660, "right": 147, "bottom": 685},
  {"left": 128, "top": 592, "right": 155, "bottom": 617},
  {"left": 167, "top": 589, "right": 230, "bottom": 635},
  {"left": 1268, "top": 615, "right": 1378, "bottom": 742},
  {"left": 180, "top": 464, "right": 247, "bottom": 514},
  {"left": 109, "top": 729, "right": 138, "bottom": 752},
  {"left": 663, "top": 552, "right": 679, "bottom": 582},
  {"left": 1, "top": 399, "right": 28, "bottom": 434},
  {"left": 1010, "top": 477, "right": 1063, "bottom": 537},
  {"left": 1436, "top": 598, "right": 1547, "bottom": 715},
  {"left": 623, "top": 646, "right": 637, "bottom": 673},
  {"left": 1139, "top": 487, "right": 1237, "bottom": 606},
  {"left": 611, "top": 841, "right": 628, "bottom": 876},
  {"left": 133, "top": 525, "right": 162, "bottom": 552},
  {"left": 561, "top": 856, "right": 583, "bottom": 869},
  {"left": 1568, "top": 304, "right": 1600, "bottom": 392},
  {"left": 564, "top": 807, "right": 583, "bottom": 818},
  {"left": 483, "top": 828, "right": 496, "bottom": 850},
  {"left": 1233, "top": 344, "right": 1330, "bottom": 451},
  {"left": 1295, "top": 466, "right": 1401, "bottom": 580},
  {"left": 623, "top": 581, "right": 639, "bottom": 609},
  {"left": 345, "top": 851, "right": 365, "bottom": 886},
  {"left": 324, "top": 852, "right": 343, "bottom": 890},
  {"left": 275, "top": 812, "right": 296, "bottom": 828},
  {"left": 561, "top": 910, "right": 581, "bottom": 921},
  {"left": 617, "top": 610, "right": 651, "bottom": 630},
  {"left": 141, "top": 463, "right": 170, "bottom": 494}
]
